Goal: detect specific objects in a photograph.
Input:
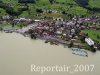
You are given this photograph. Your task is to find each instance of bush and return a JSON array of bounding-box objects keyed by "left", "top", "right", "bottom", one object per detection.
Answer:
[
  {"left": 62, "top": 11, "right": 67, "bottom": 14},
  {"left": 6, "top": 8, "right": 22, "bottom": 16},
  {"left": 74, "top": 0, "right": 89, "bottom": 7},
  {"left": 0, "top": 3, "right": 7, "bottom": 9},
  {"left": 18, "top": 0, "right": 36, "bottom": 3},
  {"left": 36, "top": 8, "right": 43, "bottom": 13},
  {"left": 49, "top": 0, "right": 54, "bottom": 4},
  {"left": 0, "top": 3, "right": 22, "bottom": 16},
  {"left": 48, "top": 10, "right": 52, "bottom": 13},
  {"left": 0, "top": 1, "right": 3, "bottom": 3},
  {"left": 90, "top": 45, "right": 96, "bottom": 52},
  {"left": 97, "top": 35, "right": 100, "bottom": 39},
  {"left": 20, "top": 8, "right": 28, "bottom": 11},
  {"left": 80, "top": 36, "right": 85, "bottom": 43}
]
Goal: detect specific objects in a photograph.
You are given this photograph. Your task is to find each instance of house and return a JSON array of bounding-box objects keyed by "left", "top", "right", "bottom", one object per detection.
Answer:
[
  {"left": 13, "top": 18, "right": 32, "bottom": 22},
  {"left": 2, "top": 15, "right": 10, "bottom": 20},
  {"left": 85, "top": 37, "right": 94, "bottom": 46},
  {"left": 18, "top": 0, "right": 36, "bottom": 3}
]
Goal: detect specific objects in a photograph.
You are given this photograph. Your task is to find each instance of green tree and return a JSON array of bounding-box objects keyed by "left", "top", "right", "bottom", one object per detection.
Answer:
[
  {"left": 49, "top": 0, "right": 56, "bottom": 4},
  {"left": 97, "top": 35, "right": 100, "bottom": 39},
  {"left": 73, "top": 0, "right": 89, "bottom": 7},
  {"left": 90, "top": 45, "right": 96, "bottom": 52}
]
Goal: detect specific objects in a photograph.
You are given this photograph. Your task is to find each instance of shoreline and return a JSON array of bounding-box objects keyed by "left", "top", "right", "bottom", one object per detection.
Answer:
[
  {"left": 0, "top": 18, "right": 100, "bottom": 52},
  {"left": 0, "top": 25, "right": 92, "bottom": 52}
]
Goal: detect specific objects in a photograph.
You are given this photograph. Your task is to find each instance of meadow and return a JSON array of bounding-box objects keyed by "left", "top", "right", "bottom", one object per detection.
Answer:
[
  {"left": 83, "top": 30, "right": 100, "bottom": 42},
  {"left": 0, "top": 0, "right": 100, "bottom": 18}
]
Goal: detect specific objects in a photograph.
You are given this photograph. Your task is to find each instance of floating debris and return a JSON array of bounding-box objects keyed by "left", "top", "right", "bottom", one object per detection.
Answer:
[{"left": 72, "top": 48, "right": 88, "bottom": 57}]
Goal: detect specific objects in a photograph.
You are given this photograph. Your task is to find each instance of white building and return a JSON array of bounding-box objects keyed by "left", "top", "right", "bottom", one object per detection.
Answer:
[{"left": 85, "top": 38, "right": 94, "bottom": 46}]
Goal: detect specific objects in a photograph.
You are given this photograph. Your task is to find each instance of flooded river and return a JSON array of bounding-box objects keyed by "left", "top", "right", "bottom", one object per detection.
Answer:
[{"left": 0, "top": 32, "right": 100, "bottom": 75}]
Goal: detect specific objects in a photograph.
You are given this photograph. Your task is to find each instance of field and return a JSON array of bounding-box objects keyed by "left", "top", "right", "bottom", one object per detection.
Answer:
[
  {"left": 82, "top": 30, "right": 100, "bottom": 42},
  {"left": 0, "top": 0, "right": 100, "bottom": 18},
  {"left": 89, "top": 0, "right": 100, "bottom": 8}
]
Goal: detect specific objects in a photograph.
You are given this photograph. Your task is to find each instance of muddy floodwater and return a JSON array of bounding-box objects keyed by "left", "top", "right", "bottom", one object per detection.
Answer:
[{"left": 0, "top": 32, "right": 100, "bottom": 75}]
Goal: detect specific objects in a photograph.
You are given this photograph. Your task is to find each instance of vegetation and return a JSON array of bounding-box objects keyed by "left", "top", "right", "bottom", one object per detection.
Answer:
[
  {"left": 0, "top": 0, "right": 100, "bottom": 18},
  {"left": 82, "top": 30, "right": 100, "bottom": 42},
  {"left": 73, "top": 0, "right": 89, "bottom": 7},
  {"left": 18, "top": 0, "right": 36, "bottom": 3}
]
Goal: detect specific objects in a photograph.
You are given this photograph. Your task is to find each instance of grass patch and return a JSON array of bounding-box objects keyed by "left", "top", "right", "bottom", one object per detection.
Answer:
[
  {"left": 82, "top": 30, "right": 100, "bottom": 42},
  {"left": 0, "top": 0, "right": 100, "bottom": 17}
]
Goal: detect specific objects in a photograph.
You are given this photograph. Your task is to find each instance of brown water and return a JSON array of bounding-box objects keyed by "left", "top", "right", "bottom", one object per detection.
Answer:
[{"left": 0, "top": 32, "right": 100, "bottom": 75}]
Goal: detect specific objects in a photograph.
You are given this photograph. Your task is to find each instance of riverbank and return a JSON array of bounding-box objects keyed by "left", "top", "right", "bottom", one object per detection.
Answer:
[
  {"left": 0, "top": 15, "right": 100, "bottom": 52},
  {"left": 0, "top": 23, "right": 99, "bottom": 52},
  {"left": 0, "top": 25, "right": 83, "bottom": 47}
]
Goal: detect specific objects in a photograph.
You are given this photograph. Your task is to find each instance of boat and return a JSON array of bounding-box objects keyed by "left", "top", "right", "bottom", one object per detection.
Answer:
[{"left": 72, "top": 48, "right": 88, "bottom": 57}]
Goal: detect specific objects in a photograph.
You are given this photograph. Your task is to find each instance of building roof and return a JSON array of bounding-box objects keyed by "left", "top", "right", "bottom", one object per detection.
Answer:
[{"left": 85, "top": 38, "right": 94, "bottom": 46}]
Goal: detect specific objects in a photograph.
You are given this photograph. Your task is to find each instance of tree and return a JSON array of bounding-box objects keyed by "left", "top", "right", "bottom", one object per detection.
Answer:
[
  {"left": 90, "top": 45, "right": 96, "bottom": 52},
  {"left": 97, "top": 35, "right": 100, "bottom": 39},
  {"left": 0, "top": 0, "right": 3, "bottom": 3},
  {"left": 18, "top": 0, "right": 36, "bottom": 3},
  {"left": 80, "top": 36, "right": 85, "bottom": 43},
  {"left": 36, "top": 8, "right": 43, "bottom": 13},
  {"left": 49, "top": 0, "right": 56, "bottom": 4},
  {"left": 62, "top": 10, "right": 67, "bottom": 14},
  {"left": 73, "top": 0, "right": 89, "bottom": 7},
  {"left": 86, "top": 33, "right": 88, "bottom": 36},
  {"left": 6, "top": 7, "right": 22, "bottom": 16}
]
